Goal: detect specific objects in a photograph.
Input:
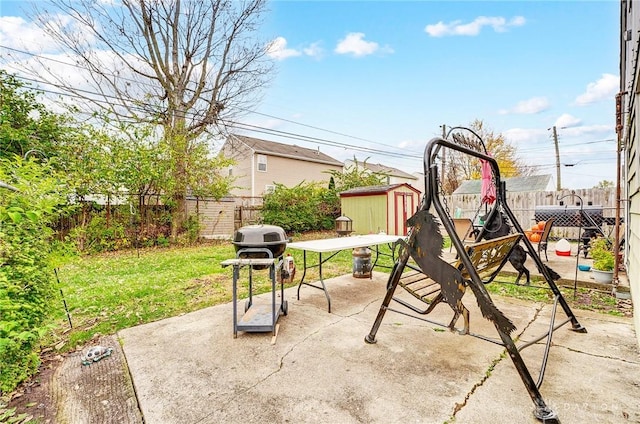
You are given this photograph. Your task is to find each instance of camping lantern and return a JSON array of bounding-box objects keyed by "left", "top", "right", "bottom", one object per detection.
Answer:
[{"left": 335, "top": 216, "right": 353, "bottom": 236}]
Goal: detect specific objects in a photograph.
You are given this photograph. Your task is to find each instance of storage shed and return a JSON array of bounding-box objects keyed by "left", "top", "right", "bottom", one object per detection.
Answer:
[{"left": 340, "top": 183, "right": 421, "bottom": 236}]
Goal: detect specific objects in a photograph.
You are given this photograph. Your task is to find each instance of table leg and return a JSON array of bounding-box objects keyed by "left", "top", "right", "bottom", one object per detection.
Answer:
[
  {"left": 318, "top": 252, "right": 332, "bottom": 313},
  {"left": 296, "top": 250, "right": 333, "bottom": 313},
  {"left": 372, "top": 245, "right": 381, "bottom": 272},
  {"left": 296, "top": 250, "right": 308, "bottom": 300}
]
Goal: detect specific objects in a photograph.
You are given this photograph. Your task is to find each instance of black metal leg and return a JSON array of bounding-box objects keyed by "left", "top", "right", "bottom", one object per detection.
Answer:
[
  {"left": 545, "top": 247, "right": 548, "bottom": 262},
  {"left": 497, "top": 328, "right": 560, "bottom": 423},
  {"left": 317, "top": 253, "right": 332, "bottom": 312},
  {"left": 371, "top": 245, "right": 381, "bottom": 274},
  {"left": 526, "top": 238, "right": 587, "bottom": 333},
  {"left": 365, "top": 258, "right": 406, "bottom": 344},
  {"left": 295, "top": 251, "right": 335, "bottom": 313},
  {"left": 232, "top": 265, "right": 239, "bottom": 338},
  {"left": 271, "top": 263, "right": 277, "bottom": 334},
  {"left": 296, "top": 250, "right": 308, "bottom": 300}
]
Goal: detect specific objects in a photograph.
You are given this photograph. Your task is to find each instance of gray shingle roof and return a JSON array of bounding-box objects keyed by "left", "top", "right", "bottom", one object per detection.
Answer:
[
  {"left": 453, "top": 174, "right": 552, "bottom": 194},
  {"left": 230, "top": 135, "right": 343, "bottom": 166},
  {"left": 349, "top": 160, "right": 417, "bottom": 180}
]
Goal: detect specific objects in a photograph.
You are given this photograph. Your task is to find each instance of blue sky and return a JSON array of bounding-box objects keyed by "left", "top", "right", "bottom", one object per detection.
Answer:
[{"left": 0, "top": 1, "right": 621, "bottom": 189}]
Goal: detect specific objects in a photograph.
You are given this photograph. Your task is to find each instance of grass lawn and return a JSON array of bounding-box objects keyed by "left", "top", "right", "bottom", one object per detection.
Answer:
[
  {"left": 49, "top": 233, "right": 624, "bottom": 351},
  {"left": 51, "top": 232, "right": 399, "bottom": 349}
]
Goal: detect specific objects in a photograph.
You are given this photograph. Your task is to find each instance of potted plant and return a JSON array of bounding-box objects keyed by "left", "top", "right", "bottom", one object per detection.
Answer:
[{"left": 590, "top": 238, "right": 615, "bottom": 284}]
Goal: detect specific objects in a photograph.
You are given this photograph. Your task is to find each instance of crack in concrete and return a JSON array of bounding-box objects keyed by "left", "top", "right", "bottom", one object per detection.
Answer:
[
  {"left": 449, "top": 302, "right": 546, "bottom": 420},
  {"left": 560, "top": 345, "right": 640, "bottom": 364},
  {"left": 192, "top": 325, "right": 319, "bottom": 424},
  {"left": 200, "top": 299, "right": 376, "bottom": 412}
]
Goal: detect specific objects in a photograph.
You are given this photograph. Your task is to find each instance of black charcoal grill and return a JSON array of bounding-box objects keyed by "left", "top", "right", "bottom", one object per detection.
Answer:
[
  {"left": 534, "top": 205, "right": 604, "bottom": 228},
  {"left": 534, "top": 205, "right": 606, "bottom": 255},
  {"left": 232, "top": 224, "right": 289, "bottom": 268}
]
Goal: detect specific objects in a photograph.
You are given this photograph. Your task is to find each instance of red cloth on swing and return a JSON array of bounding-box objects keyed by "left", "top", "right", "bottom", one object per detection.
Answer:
[{"left": 480, "top": 158, "right": 496, "bottom": 205}]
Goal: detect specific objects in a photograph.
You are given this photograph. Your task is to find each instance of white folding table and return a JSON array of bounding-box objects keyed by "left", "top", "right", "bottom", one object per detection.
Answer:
[{"left": 287, "top": 234, "right": 402, "bottom": 312}]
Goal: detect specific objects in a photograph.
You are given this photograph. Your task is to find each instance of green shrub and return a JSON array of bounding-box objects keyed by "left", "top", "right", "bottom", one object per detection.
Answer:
[
  {"left": 156, "top": 234, "right": 170, "bottom": 247},
  {"left": 83, "top": 213, "right": 128, "bottom": 253},
  {"left": 181, "top": 214, "right": 201, "bottom": 245},
  {"left": 262, "top": 182, "right": 339, "bottom": 233},
  {"left": 0, "top": 158, "right": 73, "bottom": 395}
]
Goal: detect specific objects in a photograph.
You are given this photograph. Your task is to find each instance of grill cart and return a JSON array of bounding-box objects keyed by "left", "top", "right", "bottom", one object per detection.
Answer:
[{"left": 222, "top": 225, "right": 290, "bottom": 338}]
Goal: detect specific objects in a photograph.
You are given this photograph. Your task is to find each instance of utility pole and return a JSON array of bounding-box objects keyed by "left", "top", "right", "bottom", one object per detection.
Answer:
[{"left": 551, "top": 126, "right": 561, "bottom": 190}]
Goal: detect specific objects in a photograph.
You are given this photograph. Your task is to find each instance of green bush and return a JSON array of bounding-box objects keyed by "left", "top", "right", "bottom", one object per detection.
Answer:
[
  {"left": 69, "top": 207, "right": 177, "bottom": 253},
  {"left": 181, "top": 214, "right": 201, "bottom": 245},
  {"left": 262, "top": 182, "right": 340, "bottom": 233},
  {"left": 0, "top": 158, "right": 73, "bottom": 395},
  {"left": 83, "top": 213, "right": 128, "bottom": 253},
  {"left": 590, "top": 238, "right": 615, "bottom": 271}
]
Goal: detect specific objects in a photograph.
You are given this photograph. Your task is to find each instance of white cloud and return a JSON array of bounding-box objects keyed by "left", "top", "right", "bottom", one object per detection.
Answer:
[
  {"left": 302, "top": 42, "right": 324, "bottom": 59},
  {"left": 504, "top": 120, "right": 613, "bottom": 146},
  {"left": 425, "top": 16, "right": 526, "bottom": 37},
  {"left": 334, "top": 32, "right": 393, "bottom": 57},
  {"left": 266, "top": 37, "right": 324, "bottom": 61},
  {"left": 397, "top": 139, "right": 424, "bottom": 151},
  {"left": 498, "top": 96, "right": 550, "bottom": 115},
  {"left": 0, "top": 16, "right": 63, "bottom": 53},
  {"left": 503, "top": 127, "right": 547, "bottom": 144},
  {"left": 555, "top": 113, "right": 582, "bottom": 128},
  {"left": 574, "top": 73, "right": 619, "bottom": 106},
  {"left": 556, "top": 123, "right": 613, "bottom": 138},
  {"left": 266, "top": 37, "right": 302, "bottom": 61}
]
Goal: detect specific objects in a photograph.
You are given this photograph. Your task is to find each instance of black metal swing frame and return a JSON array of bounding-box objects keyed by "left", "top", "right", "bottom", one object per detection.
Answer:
[{"left": 364, "top": 132, "right": 587, "bottom": 424}]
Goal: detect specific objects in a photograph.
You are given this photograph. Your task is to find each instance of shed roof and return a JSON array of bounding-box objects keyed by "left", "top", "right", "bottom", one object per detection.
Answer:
[
  {"left": 340, "top": 183, "right": 421, "bottom": 197},
  {"left": 229, "top": 134, "right": 343, "bottom": 167},
  {"left": 453, "top": 174, "right": 553, "bottom": 194}
]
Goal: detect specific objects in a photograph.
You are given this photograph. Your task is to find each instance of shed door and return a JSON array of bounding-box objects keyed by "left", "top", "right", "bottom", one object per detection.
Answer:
[{"left": 394, "top": 192, "right": 414, "bottom": 235}]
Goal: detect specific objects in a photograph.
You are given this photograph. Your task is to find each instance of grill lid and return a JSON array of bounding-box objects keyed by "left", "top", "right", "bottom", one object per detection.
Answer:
[{"left": 232, "top": 224, "right": 288, "bottom": 246}]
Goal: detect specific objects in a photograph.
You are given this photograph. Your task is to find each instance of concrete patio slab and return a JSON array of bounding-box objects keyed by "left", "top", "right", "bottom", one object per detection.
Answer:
[{"left": 119, "top": 271, "right": 639, "bottom": 424}]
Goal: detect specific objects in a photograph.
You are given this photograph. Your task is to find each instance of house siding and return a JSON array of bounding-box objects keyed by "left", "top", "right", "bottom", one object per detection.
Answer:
[
  {"left": 220, "top": 135, "right": 343, "bottom": 201},
  {"left": 221, "top": 140, "right": 253, "bottom": 197},
  {"left": 621, "top": 0, "right": 640, "bottom": 346},
  {"left": 253, "top": 155, "right": 342, "bottom": 195}
]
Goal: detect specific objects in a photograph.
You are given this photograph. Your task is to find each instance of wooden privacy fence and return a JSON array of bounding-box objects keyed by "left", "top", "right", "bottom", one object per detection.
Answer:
[
  {"left": 444, "top": 187, "right": 619, "bottom": 241},
  {"left": 185, "top": 197, "right": 235, "bottom": 239},
  {"left": 234, "top": 205, "right": 263, "bottom": 229}
]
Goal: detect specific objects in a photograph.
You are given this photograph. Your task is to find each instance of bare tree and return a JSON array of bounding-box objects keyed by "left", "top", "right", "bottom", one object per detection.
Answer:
[
  {"left": 27, "top": 0, "right": 273, "bottom": 238},
  {"left": 442, "top": 120, "right": 534, "bottom": 194}
]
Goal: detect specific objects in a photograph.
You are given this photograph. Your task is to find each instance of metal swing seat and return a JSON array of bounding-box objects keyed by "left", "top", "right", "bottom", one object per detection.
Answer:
[{"left": 364, "top": 130, "right": 587, "bottom": 424}]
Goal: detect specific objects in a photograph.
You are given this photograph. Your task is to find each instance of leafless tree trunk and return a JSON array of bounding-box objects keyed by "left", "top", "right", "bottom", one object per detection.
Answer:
[{"left": 26, "top": 0, "right": 273, "bottom": 239}]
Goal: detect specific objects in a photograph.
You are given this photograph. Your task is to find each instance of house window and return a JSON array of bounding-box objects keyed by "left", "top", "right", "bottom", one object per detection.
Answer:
[
  {"left": 265, "top": 184, "right": 275, "bottom": 194},
  {"left": 257, "top": 154, "right": 267, "bottom": 172}
]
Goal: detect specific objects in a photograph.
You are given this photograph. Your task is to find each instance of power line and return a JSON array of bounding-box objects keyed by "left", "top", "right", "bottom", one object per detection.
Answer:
[
  {"left": 6, "top": 71, "right": 425, "bottom": 162},
  {"left": 226, "top": 121, "right": 423, "bottom": 160},
  {"left": 2, "top": 45, "right": 425, "bottom": 157},
  {"left": 2, "top": 45, "right": 617, "bottom": 170}
]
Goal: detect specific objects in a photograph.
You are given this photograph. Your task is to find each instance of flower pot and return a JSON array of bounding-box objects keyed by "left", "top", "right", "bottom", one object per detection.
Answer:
[{"left": 591, "top": 269, "right": 614, "bottom": 284}]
